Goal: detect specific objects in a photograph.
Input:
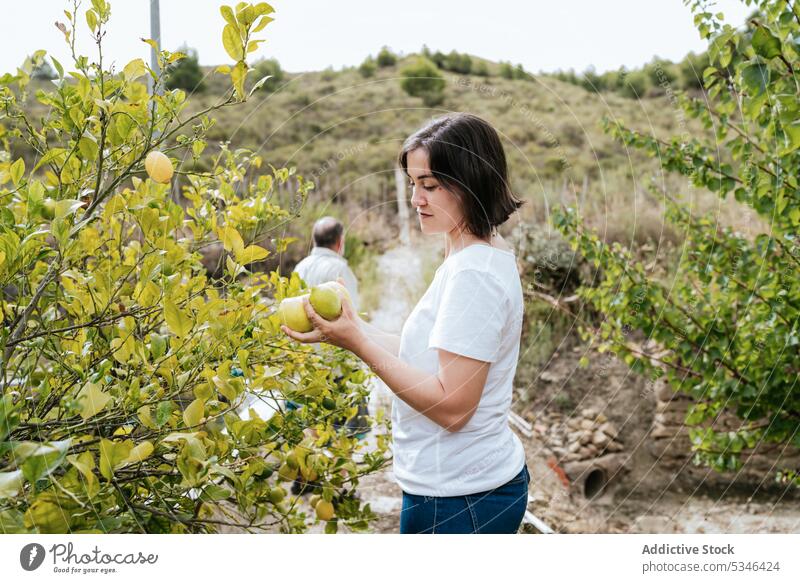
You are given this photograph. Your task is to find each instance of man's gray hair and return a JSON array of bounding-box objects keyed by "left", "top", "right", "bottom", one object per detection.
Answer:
[{"left": 312, "top": 216, "right": 344, "bottom": 249}]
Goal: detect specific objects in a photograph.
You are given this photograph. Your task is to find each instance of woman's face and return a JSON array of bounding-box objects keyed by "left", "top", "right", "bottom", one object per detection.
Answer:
[{"left": 406, "top": 148, "right": 464, "bottom": 236}]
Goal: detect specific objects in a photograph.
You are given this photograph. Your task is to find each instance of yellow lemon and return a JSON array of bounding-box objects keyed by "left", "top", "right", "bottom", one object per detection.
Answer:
[
  {"left": 277, "top": 294, "right": 313, "bottom": 332},
  {"left": 309, "top": 284, "right": 342, "bottom": 320},
  {"left": 319, "top": 280, "right": 352, "bottom": 306},
  {"left": 269, "top": 486, "right": 286, "bottom": 504},
  {"left": 315, "top": 499, "right": 335, "bottom": 521},
  {"left": 145, "top": 151, "right": 174, "bottom": 184},
  {"left": 41, "top": 198, "right": 57, "bottom": 220}
]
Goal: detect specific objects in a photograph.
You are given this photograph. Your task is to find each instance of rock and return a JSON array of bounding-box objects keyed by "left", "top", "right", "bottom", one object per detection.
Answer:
[
  {"left": 650, "top": 423, "right": 675, "bottom": 439},
  {"left": 596, "top": 413, "right": 608, "bottom": 423},
  {"left": 581, "top": 408, "right": 598, "bottom": 419},
  {"left": 568, "top": 441, "right": 581, "bottom": 453},
  {"left": 533, "top": 423, "right": 548, "bottom": 434},
  {"left": 599, "top": 422, "right": 618, "bottom": 439},
  {"left": 607, "top": 441, "right": 624, "bottom": 452},
  {"left": 592, "top": 430, "right": 610, "bottom": 447},
  {"left": 580, "top": 419, "right": 594, "bottom": 430},
  {"left": 540, "top": 371, "right": 558, "bottom": 383},
  {"left": 578, "top": 446, "right": 594, "bottom": 458},
  {"left": 579, "top": 432, "right": 592, "bottom": 445}
]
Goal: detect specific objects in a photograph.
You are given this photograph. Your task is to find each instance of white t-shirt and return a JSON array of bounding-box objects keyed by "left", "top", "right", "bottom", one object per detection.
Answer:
[{"left": 393, "top": 243, "right": 526, "bottom": 496}]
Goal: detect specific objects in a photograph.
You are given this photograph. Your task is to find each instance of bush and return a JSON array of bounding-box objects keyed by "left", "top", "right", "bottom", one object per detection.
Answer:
[
  {"left": 499, "top": 62, "right": 515, "bottom": 79},
  {"left": 679, "top": 51, "right": 710, "bottom": 90},
  {"left": 472, "top": 61, "right": 490, "bottom": 77},
  {"left": 358, "top": 57, "right": 376, "bottom": 78},
  {"left": 619, "top": 69, "right": 648, "bottom": 98},
  {"left": 400, "top": 57, "right": 446, "bottom": 106},
  {"left": 252, "top": 57, "right": 284, "bottom": 92},
  {"left": 644, "top": 58, "right": 678, "bottom": 93},
  {"left": 375, "top": 46, "right": 397, "bottom": 67}
]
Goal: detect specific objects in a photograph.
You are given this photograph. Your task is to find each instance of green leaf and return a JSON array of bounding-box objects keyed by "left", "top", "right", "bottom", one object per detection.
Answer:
[
  {"left": 86, "top": 9, "right": 98, "bottom": 31},
  {"left": 254, "top": 2, "right": 275, "bottom": 16},
  {"left": 0, "top": 470, "right": 24, "bottom": 499},
  {"left": 246, "top": 39, "right": 265, "bottom": 54},
  {"left": 222, "top": 23, "right": 244, "bottom": 61},
  {"left": 220, "top": 6, "right": 237, "bottom": 25},
  {"left": 78, "top": 136, "right": 99, "bottom": 161},
  {"left": 164, "top": 299, "right": 193, "bottom": 338},
  {"left": 741, "top": 63, "right": 770, "bottom": 96},
  {"left": 236, "top": 244, "right": 270, "bottom": 264},
  {"left": 76, "top": 381, "right": 112, "bottom": 420},
  {"left": 231, "top": 61, "right": 248, "bottom": 100},
  {"left": 98, "top": 439, "right": 133, "bottom": 481},
  {"left": 9, "top": 158, "right": 24, "bottom": 186},
  {"left": 217, "top": 225, "right": 244, "bottom": 254},
  {"left": 122, "top": 441, "right": 154, "bottom": 465},
  {"left": 752, "top": 26, "right": 782, "bottom": 60},
  {"left": 249, "top": 74, "right": 272, "bottom": 97},
  {"left": 67, "top": 451, "right": 98, "bottom": 498},
  {"left": 20, "top": 440, "right": 70, "bottom": 483},
  {"left": 782, "top": 121, "right": 800, "bottom": 154},
  {"left": 122, "top": 58, "right": 146, "bottom": 81},
  {"left": 252, "top": 15, "right": 274, "bottom": 33},
  {"left": 183, "top": 398, "right": 206, "bottom": 428}
]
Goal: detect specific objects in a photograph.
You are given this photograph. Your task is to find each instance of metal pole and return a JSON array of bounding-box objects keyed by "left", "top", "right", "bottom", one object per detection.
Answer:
[{"left": 149, "top": 0, "right": 162, "bottom": 95}]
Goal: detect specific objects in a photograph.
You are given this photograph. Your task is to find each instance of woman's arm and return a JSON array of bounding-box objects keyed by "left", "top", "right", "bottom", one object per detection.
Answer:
[
  {"left": 357, "top": 317, "right": 401, "bottom": 357},
  {"left": 352, "top": 337, "right": 489, "bottom": 432},
  {"left": 279, "top": 296, "right": 488, "bottom": 431}
]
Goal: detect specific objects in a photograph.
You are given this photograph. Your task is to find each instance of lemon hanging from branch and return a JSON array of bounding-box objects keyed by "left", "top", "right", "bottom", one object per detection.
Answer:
[{"left": 144, "top": 150, "right": 174, "bottom": 184}]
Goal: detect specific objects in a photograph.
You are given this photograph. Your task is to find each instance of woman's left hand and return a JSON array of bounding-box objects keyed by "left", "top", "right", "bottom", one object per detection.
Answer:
[{"left": 280, "top": 294, "right": 366, "bottom": 353}]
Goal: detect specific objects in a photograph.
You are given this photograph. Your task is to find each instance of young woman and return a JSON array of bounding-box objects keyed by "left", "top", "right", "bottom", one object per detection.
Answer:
[{"left": 281, "top": 112, "right": 529, "bottom": 534}]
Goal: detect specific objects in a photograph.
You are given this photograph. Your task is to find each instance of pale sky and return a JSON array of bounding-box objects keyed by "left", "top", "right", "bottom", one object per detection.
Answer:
[{"left": 1, "top": 0, "right": 753, "bottom": 75}]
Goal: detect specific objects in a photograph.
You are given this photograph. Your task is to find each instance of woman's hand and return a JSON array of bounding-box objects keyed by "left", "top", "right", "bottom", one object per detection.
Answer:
[{"left": 280, "top": 290, "right": 367, "bottom": 354}]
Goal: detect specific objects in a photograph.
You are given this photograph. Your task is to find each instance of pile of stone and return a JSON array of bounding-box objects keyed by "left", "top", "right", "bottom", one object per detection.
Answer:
[
  {"left": 535, "top": 407, "right": 624, "bottom": 463},
  {"left": 647, "top": 378, "right": 800, "bottom": 485}
]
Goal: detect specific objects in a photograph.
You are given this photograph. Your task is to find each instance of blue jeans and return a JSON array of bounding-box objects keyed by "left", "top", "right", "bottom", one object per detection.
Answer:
[{"left": 400, "top": 464, "right": 530, "bottom": 534}]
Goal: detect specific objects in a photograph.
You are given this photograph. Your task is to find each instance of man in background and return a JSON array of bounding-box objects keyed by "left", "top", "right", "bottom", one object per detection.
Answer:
[{"left": 294, "top": 216, "right": 360, "bottom": 311}]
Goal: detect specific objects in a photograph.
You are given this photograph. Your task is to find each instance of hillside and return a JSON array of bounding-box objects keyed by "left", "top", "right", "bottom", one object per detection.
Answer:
[{"left": 184, "top": 55, "right": 696, "bottom": 235}]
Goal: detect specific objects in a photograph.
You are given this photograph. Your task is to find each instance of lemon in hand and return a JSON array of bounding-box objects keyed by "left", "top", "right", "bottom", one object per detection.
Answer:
[
  {"left": 277, "top": 294, "right": 313, "bottom": 332},
  {"left": 309, "top": 284, "right": 342, "bottom": 320}
]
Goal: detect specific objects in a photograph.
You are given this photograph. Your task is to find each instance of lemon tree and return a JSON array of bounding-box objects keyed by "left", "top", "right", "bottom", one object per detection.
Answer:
[{"left": 0, "top": 0, "right": 389, "bottom": 533}]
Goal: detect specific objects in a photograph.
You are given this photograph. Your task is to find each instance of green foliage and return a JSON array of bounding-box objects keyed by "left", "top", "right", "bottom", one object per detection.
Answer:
[
  {"left": 644, "top": 58, "right": 678, "bottom": 90},
  {"left": 399, "top": 57, "right": 446, "bottom": 106},
  {"left": 252, "top": 57, "right": 284, "bottom": 91},
  {"left": 429, "top": 49, "right": 473, "bottom": 74},
  {"left": 499, "top": 61, "right": 533, "bottom": 81},
  {"left": 166, "top": 46, "right": 205, "bottom": 93},
  {"left": 619, "top": 69, "right": 648, "bottom": 98},
  {"left": 472, "top": 61, "right": 490, "bottom": 77},
  {"left": 0, "top": 1, "right": 388, "bottom": 533},
  {"left": 358, "top": 57, "right": 376, "bottom": 78},
  {"left": 554, "top": 0, "right": 800, "bottom": 485},
  {"left": 678, "top": 51, "right": 710, "bottom": 89},
  {"left": 375, "top": 46, "right": 397, "bottom": 67}
]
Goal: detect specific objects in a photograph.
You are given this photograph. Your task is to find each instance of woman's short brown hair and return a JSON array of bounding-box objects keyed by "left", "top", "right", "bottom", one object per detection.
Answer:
[{"left": 399, "top": 112, "right": 523, "bottom": 239}]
